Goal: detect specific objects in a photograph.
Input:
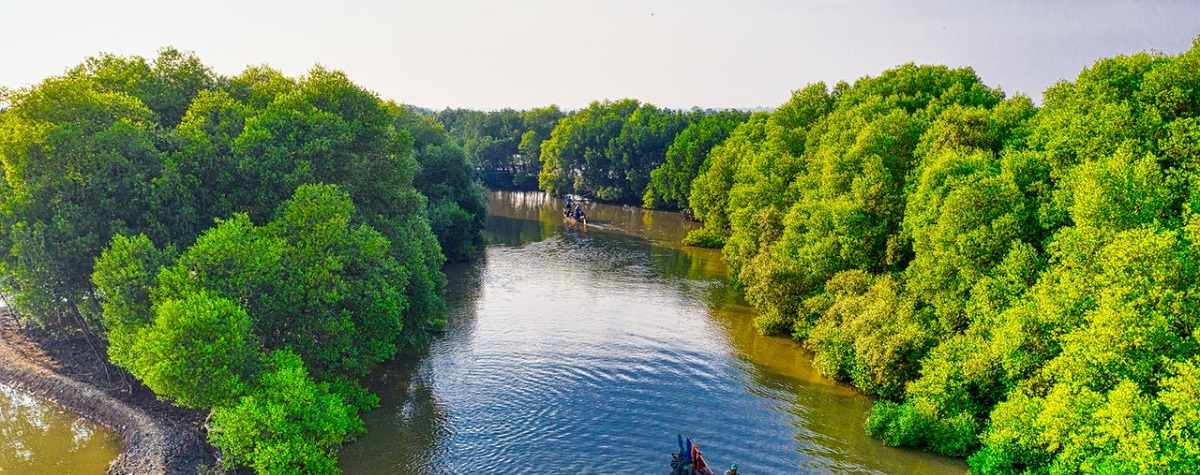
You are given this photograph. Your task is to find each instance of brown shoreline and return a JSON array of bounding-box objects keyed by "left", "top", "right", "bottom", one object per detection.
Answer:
[{"left": 0, "top": 310, "right": 215, "bottom": 475}]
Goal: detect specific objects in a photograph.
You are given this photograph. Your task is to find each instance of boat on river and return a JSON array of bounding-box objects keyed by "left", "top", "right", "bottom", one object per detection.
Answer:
[
  {"left": 563, "top": 195, "right": 587, "bottom": 225},
  {"left": 563, "top": 208, "right": 587, "bottom": 225},
  {"left": 670, "top": 436, "right": 723, "bottom": 475}
]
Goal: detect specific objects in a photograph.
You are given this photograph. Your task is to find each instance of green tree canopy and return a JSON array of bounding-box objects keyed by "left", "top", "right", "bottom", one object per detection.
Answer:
[
  {"left": 94, "top": 184, "right": 410, "bottom": 472},
  {"left": 645, "top": 110, "right": 749, "bottom": 211},
  {"left": 393, "top": 104, "right": 487, "bottom": 262},
  {"left": 1, "top": 50, "right": 463, "bottom": 339},
  {"left": 0, "top": 49, "right": 492, "bottom": 473},
  {"left": 679, "top": 40, "right": 1200, "bottom": 472}
]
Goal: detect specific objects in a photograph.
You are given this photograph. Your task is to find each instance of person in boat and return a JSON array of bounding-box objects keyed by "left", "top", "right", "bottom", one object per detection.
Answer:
[
  {"left": 724, "top": 463, "right": 738, "bottom": 475},
  {"left": 574, "top": 205, "right": 583, "bottom": 219},
  {"left": 670, "top": 452, "right": 694, "bottom": 475}
]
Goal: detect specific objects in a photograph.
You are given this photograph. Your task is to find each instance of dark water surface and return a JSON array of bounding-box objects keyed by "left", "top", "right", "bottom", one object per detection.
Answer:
[
  {"left": 0, "top": 383, "right": 122, "bottom": 474},
  {"left": 340, "top": 191, "right": 967, "bottom": 475}
]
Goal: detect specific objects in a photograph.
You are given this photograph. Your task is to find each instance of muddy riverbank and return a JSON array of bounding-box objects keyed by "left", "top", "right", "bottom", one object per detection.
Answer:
[{"left": 0, "top": 309, "right": 214, "bottom": 474}]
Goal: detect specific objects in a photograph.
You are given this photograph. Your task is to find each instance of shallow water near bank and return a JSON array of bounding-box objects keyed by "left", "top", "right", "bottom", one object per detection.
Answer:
[
  {"left": 0, "top": 383, "right": 122, "bottom": 474},
  {"left": 340, "top": 191, "right": 967, "bottom": 474}
]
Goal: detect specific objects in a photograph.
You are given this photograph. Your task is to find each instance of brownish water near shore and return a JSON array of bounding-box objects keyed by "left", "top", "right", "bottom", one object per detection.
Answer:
[
  {"left": 340, "top": 191, "right": 968, "bottom": 474},
  {"left": 0, "top": 383, "right": 121, "bottom": 474}
]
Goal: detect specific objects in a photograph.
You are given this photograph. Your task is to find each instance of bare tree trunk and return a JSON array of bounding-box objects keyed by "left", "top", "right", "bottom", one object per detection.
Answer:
[
  {"left": 86, "top": 288, "right": 134, "bottom": 392},
  {"left": 0, "top": 290, "right": 28, "bottom": 331},
  {"left": 68, "top": 297, "right": 113, "bottom": 382}
]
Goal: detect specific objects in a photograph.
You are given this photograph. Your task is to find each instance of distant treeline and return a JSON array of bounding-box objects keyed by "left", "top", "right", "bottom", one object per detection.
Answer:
[
  {"left": 0, "top": 49, "right": 486, "bottom": 474},
  {"left": 436, "top": 104, "right": 750, "bottom": 213},
  {"left": 438, "top": 38, "right": 1200, "bottom": 474}
]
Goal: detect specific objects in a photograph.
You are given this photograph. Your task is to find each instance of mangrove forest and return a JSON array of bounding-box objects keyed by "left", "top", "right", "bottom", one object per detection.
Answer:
[{"left": 2, "top": 37, "right": 1200, "bottom": 474}]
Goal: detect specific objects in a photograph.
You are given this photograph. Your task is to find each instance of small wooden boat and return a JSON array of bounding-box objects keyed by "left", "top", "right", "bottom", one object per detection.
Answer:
[{"left": 563, "top": 208, "right": 587, "bottom": 225}]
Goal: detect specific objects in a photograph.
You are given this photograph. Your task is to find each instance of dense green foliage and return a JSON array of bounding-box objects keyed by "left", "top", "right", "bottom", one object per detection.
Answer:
[
  {"left": 393, "top": 105, "right": 487, "bottom": 261},
  {"left": 645, "top": 110, "right": 749, "bottom": 211},
  {"left": 209, "top": 350, "right": 364, "bottom": 475},
  {"left": 0, "top": 49, "right": 479, "bottom": 332},
  {"left": 1, "top": 49, "right": 488, "bottom": 473},
  {"left": 684, "top": 40, "right": 1200, "bottom": 472},
  {"left": 439, "top": 103, "right": 751, "bottom": 211},
  {"left": 438, "top": 106, "right": 564, "bottom": 189},
  {"left": 98, "top": 185, "right": 395, "bottom": 473},
  {"left": 538, "top": 100, "right": 696, "bottom": 203}
]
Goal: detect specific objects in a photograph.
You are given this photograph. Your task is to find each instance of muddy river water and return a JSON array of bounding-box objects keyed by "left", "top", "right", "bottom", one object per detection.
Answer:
[{"left": 0, "top": 383, "right": 121, "bottom": 474}]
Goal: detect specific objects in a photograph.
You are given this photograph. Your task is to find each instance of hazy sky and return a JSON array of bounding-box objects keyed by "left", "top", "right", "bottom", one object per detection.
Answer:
[{"left": 2, "top": 0, "right": 1198, "bottom": 111}]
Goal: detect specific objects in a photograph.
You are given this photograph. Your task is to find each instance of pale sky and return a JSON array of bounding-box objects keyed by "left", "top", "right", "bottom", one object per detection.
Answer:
[{"left": 2, "top": 0, "right": 1198, "bottom": 111}]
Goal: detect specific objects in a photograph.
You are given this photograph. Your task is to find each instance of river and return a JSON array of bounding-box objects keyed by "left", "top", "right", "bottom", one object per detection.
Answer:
[
  {"left": 340, "top": 191, "right": 967, "bottom": 475},
  {"left": 0, "top": 383, "right": 121, "bottom": 474}
]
